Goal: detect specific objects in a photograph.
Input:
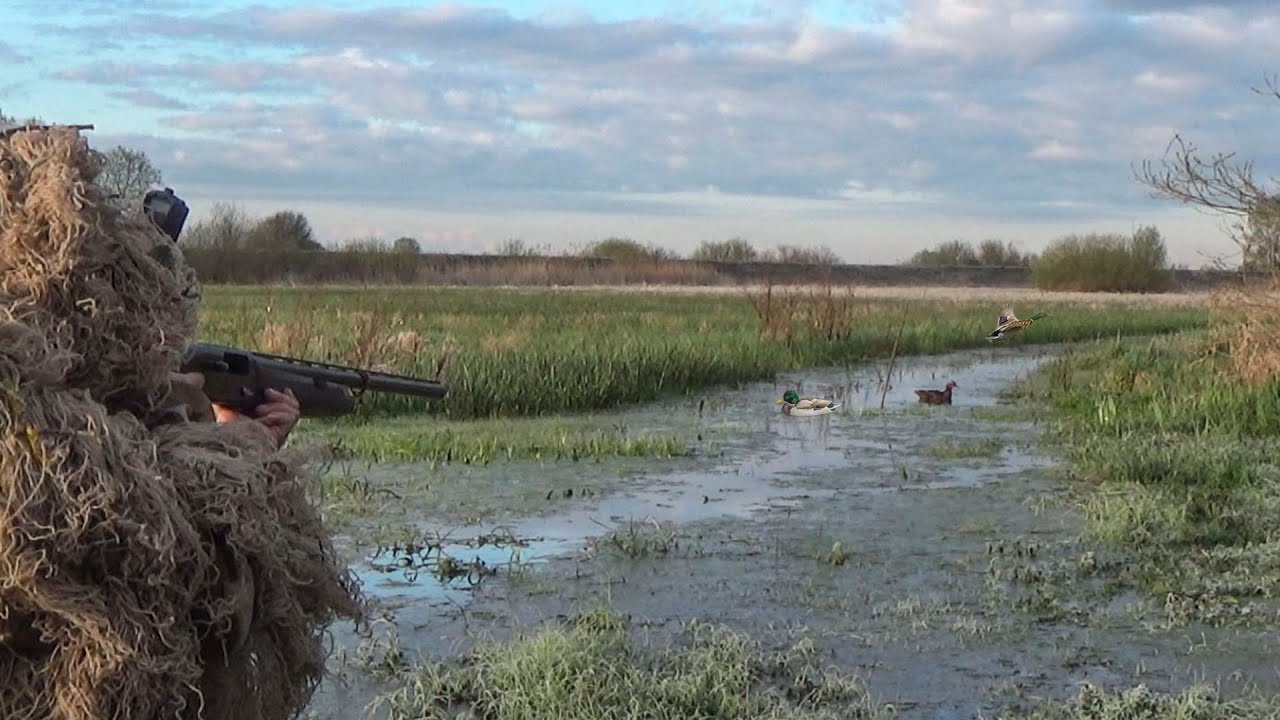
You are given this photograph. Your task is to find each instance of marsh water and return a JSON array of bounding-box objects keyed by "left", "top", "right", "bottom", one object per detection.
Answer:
[{"left": 304, "top": 344, "right": 1280, "bottom": 719}]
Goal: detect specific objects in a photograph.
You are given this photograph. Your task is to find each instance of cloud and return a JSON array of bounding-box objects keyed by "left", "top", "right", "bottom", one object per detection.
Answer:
[
  {"left": 0, "top": 41, "right": 27, "bottom": 63},
  {"left": 109, "top": 89, "right": 192, "bottom": 111},
  {"left": 1029, "top": 140, "right": 1085, "bottom": 161},
  {"left": 9, "top": 0, "right": 1280, "bottom": 264}
]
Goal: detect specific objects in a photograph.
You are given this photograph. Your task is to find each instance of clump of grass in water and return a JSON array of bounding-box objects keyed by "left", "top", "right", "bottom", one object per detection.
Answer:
[
  {"left": 597, "top": 519, "right": 680, "bottom": 559},
  {"left": 373, "top": 608, "right": 891, "bottom": 720}
]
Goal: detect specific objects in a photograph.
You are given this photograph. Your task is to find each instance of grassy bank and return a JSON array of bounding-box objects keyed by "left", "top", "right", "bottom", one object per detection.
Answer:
[
  {"left": 197, "top": 285, "right": 1208, "bottom": 421},
  {"left": 1012, "top": 297, "right": 1280, "bottom": 625}
]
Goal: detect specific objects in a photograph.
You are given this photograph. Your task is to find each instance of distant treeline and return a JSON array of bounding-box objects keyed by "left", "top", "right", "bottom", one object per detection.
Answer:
[
  {"left": 177, "top": 203, "right": 1250, "bottom": 292},
  {"left": 181, "top": 247, "right": 1245, "bottom": 292}
]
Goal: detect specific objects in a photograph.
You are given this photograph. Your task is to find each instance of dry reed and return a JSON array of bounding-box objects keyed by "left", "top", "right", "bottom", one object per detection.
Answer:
[{"left": 1207, "top": 276, "right": 1280, "bottom": 384}]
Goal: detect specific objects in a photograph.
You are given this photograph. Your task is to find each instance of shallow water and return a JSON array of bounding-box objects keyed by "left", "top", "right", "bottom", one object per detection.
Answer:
[
  {"left": 341, "top": 345, "right": 1057, "bottom": 608},
  {"left": 305, "top": 344, "right": 1280, "bottom": 720}
]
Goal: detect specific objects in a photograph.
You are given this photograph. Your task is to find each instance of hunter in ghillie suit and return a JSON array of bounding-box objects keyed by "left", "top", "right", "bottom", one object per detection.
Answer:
[{"left": 0, "top": 124, "right": 365, "bottom": 719}]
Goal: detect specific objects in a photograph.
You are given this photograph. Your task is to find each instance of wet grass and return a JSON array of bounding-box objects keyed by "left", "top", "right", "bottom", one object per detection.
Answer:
[
  {"left": 370, "top": 608, "right": 893, "bottom": 720},
  {"left": 196, "top": 285, "right": 1206, "bottom": 421},
  {"left": 296, "top": 414, "right": 698, "bottom": 463},
  {"left": 996, "top": 682, "right": 1280, "bottom": 719},
  {"left": 1014, "top": 332, "right": 1280, "bottom": 626}
]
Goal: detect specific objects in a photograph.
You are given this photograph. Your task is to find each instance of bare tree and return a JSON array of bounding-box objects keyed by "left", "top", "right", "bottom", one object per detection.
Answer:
[
  {"left": 339, "top": 236, "right": 388, "bottom": 252},
  {"left": 97, "top": 146, "right": 163, "bottom": 204},
  {"left": 496, "top": 238, "right": 552, "bottom": 256},
  {"left": 692, "top": 237, "right": 759, "bottom": 262},
  {"left": 180, "top": 202, "right": 253, "bottom": 250},
  {"left": 1135, "top": 74, "right": 1280, "bottom": 272},
  {"left": 1241, "top": 195, "right": 1280, "bottom": 271},
  {"left": 764, "top": 244, "right": 841, "bottom": 265}
]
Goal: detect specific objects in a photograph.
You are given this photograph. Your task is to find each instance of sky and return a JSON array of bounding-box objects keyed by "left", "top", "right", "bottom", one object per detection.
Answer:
[{"left": 2, "top": 0, "right": 1279, "bottom": 265}]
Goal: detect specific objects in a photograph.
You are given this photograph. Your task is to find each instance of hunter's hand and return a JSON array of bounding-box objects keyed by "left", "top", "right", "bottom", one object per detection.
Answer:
[
  {"left": 252, "top": 388, "right": 301, "bottom": 447},
  {"left": 209, "top": 387, "right": 301, "bottom": 448}
]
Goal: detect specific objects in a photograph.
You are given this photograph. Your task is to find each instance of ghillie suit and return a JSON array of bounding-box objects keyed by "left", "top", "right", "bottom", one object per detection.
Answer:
[{"left": 0, "top": 125, "right": 365, "bottom": 720}]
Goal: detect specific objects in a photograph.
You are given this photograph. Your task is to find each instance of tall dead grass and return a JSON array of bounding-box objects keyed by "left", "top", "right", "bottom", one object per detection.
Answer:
[
  {"left": 1208, "top": 276, "right": 1280, "bottom": 384},
  {"left": 745, "top": 277, "right": 866, "bottom": 343}
]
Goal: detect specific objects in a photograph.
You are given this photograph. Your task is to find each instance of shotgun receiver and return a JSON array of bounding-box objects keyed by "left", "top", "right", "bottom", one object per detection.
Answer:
[{"left": 182, "top": 343, "right": 447, "bottom": 418}]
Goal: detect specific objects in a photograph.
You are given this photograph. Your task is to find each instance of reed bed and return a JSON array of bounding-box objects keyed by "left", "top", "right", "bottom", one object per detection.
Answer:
[{"left": 194, "top": 284, "right": 1208, "bottom": 421}]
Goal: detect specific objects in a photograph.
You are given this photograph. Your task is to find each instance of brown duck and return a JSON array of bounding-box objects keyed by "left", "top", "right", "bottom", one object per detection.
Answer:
[{"left": 914, "top": 380, "right": 957, "bottom": 405}]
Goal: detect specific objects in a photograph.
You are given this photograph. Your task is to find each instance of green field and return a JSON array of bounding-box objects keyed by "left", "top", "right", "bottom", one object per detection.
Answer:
[{"left": 197, "top": 285, "right": 1207, "bottom": 421}]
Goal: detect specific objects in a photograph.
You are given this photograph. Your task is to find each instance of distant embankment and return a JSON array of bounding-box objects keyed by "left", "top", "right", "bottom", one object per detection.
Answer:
[{"left": 182, "top": 248, "right": 1248, "bottom": 291}]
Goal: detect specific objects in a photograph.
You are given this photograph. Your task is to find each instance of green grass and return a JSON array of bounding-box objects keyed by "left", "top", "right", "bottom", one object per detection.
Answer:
[
  {"left": 296, "top": 414, "right": 697, "bottom": 463},
  {"left": 1017, "top": 333, "right": 1280, "bottom": 624},
  {"left": 370, "top": 608, "right": 891, "bottom": 720},
  {"left": 196, "top": 285, "right": 1207, "bottom": 421}
]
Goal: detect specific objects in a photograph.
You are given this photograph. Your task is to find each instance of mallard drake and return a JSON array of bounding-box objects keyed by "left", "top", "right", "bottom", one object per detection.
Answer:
[
  {"left": 776, "top": 390, "right": 840, "bottom": 416},
  {"left": 914, "top": 380, "right": 957, "bottom": 405},
  {"left": 987, "top": 307, "right": 1050, "bottom": 342}
]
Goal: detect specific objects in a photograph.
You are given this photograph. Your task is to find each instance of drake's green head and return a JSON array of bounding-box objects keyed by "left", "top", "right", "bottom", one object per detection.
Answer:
[{"left": 778, "top": 390, "right": 800, "bottom": 405}]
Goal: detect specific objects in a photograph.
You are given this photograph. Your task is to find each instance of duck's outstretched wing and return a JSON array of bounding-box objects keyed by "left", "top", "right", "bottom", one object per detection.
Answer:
[{"left": 997, "top": 308, "right": 1018, "bottom": 327}]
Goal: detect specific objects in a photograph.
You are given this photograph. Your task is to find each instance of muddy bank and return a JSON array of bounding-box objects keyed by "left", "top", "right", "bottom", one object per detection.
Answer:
[{"left": 304, "top": 344, "right": 1280, "bottom": 720}]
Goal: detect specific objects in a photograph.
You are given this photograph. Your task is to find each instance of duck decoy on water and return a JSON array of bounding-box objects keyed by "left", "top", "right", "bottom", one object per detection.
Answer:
[
  {"left": 987, "top": 307, "right": 1051, "bottom": 342},
  {"left": 776, "top": 390, "right": 840, "bottom": 416},
  {"left": 914, "top": 380, "right": 958, "bottom": 405}
]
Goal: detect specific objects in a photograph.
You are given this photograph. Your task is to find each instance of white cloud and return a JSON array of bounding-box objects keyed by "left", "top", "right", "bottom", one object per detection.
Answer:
[
  {"left": 1029, "top": 139, "right": 1084, "bottom": 161},
  {"left": 9, "top": 0, "right": 1278, "bottom": 266},
  {"left": 1132, "top": 69, "right": 1204, "bottom": 95}
]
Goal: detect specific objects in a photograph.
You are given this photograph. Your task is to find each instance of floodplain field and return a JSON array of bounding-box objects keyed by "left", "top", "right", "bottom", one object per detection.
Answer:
[
  {"left": 197, "top": 284, "right": 1207, "bottom": 460},
  {"left": 190, "top": 283, "right": 1280, "bottom": 719}
]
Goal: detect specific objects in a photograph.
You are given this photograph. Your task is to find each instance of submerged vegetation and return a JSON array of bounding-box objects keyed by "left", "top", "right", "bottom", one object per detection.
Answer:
[{"left": 197, "top": 284, "right": 1206, "bottom": 423}]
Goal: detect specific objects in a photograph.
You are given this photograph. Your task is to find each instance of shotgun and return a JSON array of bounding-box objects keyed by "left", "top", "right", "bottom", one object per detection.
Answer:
[
  {"left": 181, "top": 343, "right": 447, "bottom": 418},
  {"left": 142, "top": 187, "right": 448, "bottom": 417}
]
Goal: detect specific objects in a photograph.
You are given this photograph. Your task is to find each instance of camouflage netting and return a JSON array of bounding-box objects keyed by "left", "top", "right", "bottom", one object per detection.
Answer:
[{"left": 0, "top": 125, "right": 365, "bottom": 719}]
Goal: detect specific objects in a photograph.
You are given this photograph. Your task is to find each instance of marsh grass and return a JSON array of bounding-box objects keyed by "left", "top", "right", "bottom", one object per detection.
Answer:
[
  {"left": 596, "top": 519, "right": 681, "bottom": 559},
  {"left": 997, "top": 682, "right": 1280, "bottom": 719},
  {"left": 198, "top": 285, "right": 1207, "bottom": 421},
  {"left": 372, "top": 608, "right": 891, "bottom": 720},
  {"left": 297, "top": 414, "right": 695, "bottom": 464},
  {"left": 1017, "top": 325, "right": 1280, "bottom": 625}
]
